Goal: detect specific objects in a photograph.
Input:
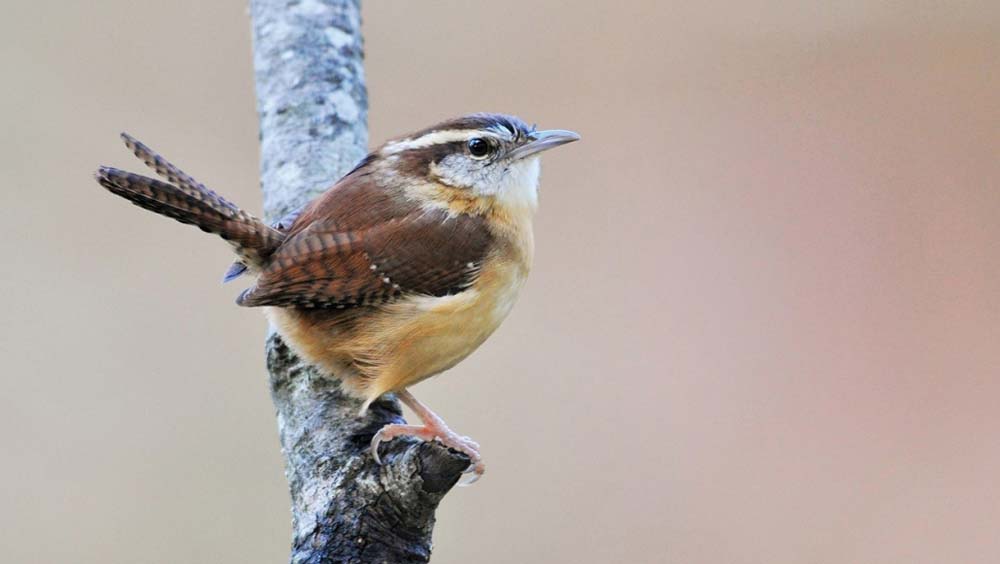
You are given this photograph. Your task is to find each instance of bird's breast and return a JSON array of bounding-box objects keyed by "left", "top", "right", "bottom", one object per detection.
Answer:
[{"left": 364, "top": 244, "right": 531, "bottom": 386}]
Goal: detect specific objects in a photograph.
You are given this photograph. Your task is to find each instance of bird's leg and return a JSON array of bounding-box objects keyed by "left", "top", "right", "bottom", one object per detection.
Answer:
[{"left": 371, "top": 389, "right": 485, "bottom": 484}]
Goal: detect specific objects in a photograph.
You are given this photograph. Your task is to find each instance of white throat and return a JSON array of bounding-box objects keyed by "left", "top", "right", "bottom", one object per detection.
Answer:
[{"left": 495, "top": 156, "right": 540, "bottom": 211}]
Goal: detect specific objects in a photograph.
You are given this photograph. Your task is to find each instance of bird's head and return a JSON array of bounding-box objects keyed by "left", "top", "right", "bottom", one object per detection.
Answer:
[{"left": 376, "top": 113, "right": 579, "bottom": 212}]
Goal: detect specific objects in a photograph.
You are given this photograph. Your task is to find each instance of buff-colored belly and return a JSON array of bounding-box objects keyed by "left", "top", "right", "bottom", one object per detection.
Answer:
[
  {"left": 353, "top": 258, "right": 527, "bottom": 400},
  {"left": 266, "top": 255, "right": 528, "bottom": 403}
]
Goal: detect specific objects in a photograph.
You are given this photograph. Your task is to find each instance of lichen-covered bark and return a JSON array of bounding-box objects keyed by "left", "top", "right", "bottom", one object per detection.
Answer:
[
  {"left": 250, "top": 1, "right": 468, "bottom": 562},
  {"left": 251, "top": 0, "right": 368, "bottom": 224}
]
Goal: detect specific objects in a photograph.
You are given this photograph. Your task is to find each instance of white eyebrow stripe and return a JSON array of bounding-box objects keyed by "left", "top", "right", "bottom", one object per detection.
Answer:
[
  {"left": 383, "top": 130, "right": 477, "bottom": 154},
  {"left": 382, "top": 126, "right": 515, "bottom": 154}
]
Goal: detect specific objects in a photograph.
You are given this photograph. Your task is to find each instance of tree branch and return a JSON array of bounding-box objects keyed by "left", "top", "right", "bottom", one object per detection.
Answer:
[{"left": 250, "top": 1, "right": 469, "bottom": 561}]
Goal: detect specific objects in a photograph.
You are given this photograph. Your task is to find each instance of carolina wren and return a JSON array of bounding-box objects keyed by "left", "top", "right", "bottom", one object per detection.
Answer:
[{"left": 95, "top": 114, "right": 579, "bottom": 481}]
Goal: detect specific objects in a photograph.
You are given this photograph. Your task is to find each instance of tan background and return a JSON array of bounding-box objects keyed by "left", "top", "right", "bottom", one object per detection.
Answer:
[{"left": 2, "top": 1, "right": 999, "bottom": 562}]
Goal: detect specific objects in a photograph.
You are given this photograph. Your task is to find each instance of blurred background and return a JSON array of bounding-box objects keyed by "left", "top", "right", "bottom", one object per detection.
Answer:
[{"left": 1, "top": 1, "right": 998, "bottom": 562}]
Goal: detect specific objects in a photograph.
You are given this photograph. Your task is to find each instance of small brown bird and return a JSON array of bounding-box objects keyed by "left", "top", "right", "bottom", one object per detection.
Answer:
[{"left": 95, "top": 114, "right": 578, "bottom": 481}]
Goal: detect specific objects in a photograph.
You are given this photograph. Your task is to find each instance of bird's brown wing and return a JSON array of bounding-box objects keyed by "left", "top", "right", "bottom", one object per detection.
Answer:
[
  {"left": 237, "top": 208, "right": 493, "bottom": 308},
  {"left": 222, "top": 154, "right": 394, "bottom": 284}
]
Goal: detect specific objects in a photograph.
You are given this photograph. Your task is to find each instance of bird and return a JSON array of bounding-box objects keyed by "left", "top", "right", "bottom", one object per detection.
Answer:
[{"left": 94, "top": 113, "right": 579, "bottom": 482}]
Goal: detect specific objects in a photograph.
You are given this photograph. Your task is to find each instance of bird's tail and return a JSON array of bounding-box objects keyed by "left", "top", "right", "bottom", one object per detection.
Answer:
[{"left": 95, "top": 133, "right": 284, "bottom": 269}]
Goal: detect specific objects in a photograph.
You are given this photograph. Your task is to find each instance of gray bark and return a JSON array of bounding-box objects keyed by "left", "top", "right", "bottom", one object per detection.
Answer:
[{"left": 249, "top": 1, "right": 470, "bottom": 562}]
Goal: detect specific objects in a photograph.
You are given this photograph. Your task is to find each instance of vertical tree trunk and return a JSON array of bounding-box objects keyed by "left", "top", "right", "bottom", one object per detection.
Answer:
[{"left": 249, "top": 1, "right": 470, "bottom": 562}]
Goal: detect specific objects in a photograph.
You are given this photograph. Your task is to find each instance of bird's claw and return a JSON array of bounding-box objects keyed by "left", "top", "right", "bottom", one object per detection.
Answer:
[
  {"left": 370, "top": 423, "right": 486, "bottom": 484},
  {"left": 457, "top": 459, "right": 486, "bottom": 486},
  {"left": 371, "top": 423, "right": 425, "bottom": 466},
  {"left": 371, "top": 429, "right": 386, "bottom": 466}
]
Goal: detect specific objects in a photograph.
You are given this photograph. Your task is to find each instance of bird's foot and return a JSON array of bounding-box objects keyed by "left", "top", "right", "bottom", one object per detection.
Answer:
[{"left": 370, "top": 392, "right": 486, "bottom": 485}]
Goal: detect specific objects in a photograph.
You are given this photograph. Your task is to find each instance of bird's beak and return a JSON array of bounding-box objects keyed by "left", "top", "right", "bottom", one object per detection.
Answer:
[{"left": 508, "top": 129, "right": 580, "bottom": 161}]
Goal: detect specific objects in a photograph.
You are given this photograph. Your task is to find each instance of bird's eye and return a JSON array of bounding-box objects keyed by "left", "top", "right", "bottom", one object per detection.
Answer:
[{"left": 467, "top": 137, "right": 490, "bottom": 158}]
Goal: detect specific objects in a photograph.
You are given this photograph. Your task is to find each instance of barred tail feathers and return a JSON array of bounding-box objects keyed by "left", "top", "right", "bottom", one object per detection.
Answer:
[{"left": 95, "top": 133, "right": 284, "bottom": 267}]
